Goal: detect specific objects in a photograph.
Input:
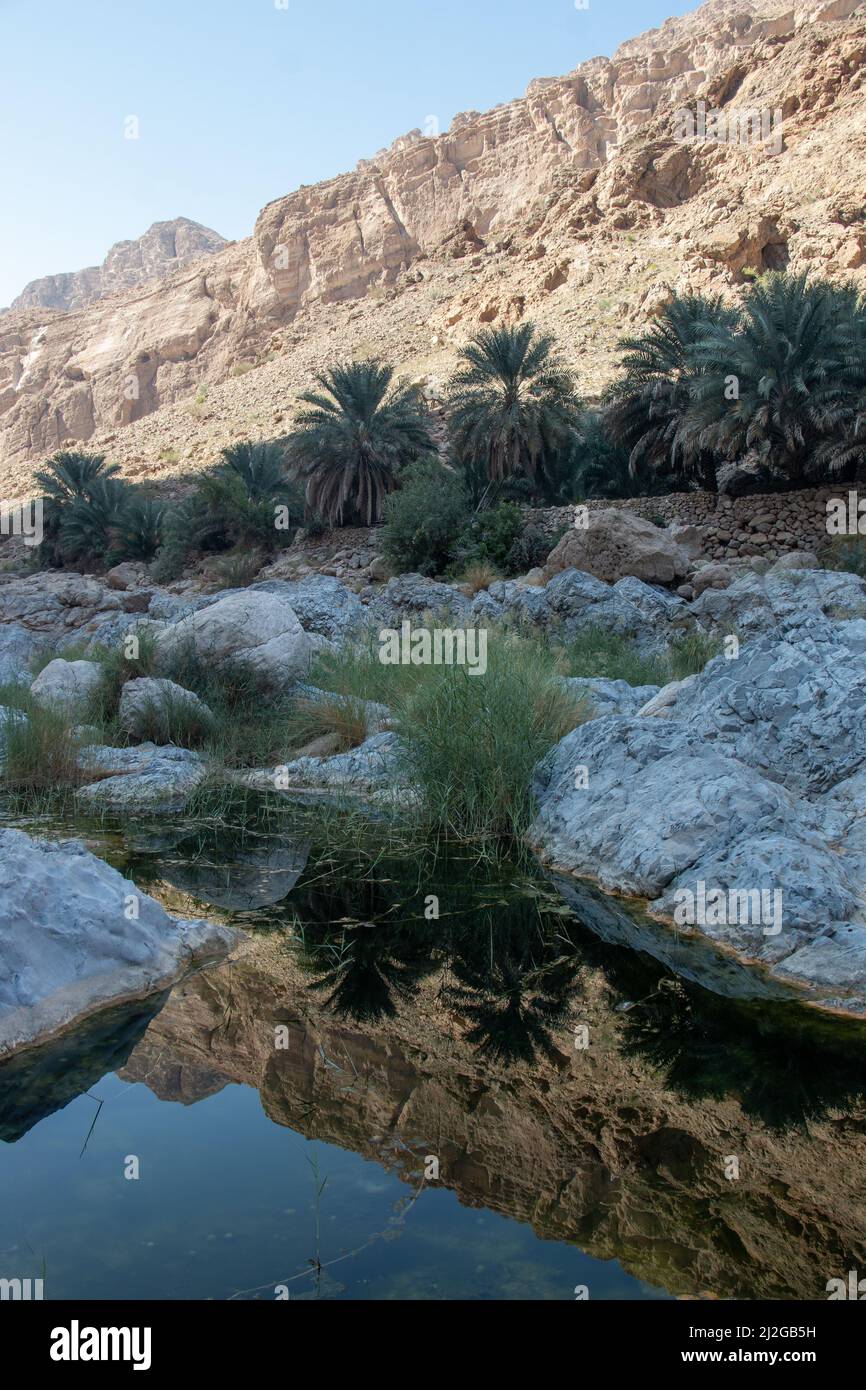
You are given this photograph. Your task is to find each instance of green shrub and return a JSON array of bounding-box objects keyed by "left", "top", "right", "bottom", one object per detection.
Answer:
[
  {"left": 561, "top": 628, "right": 670, "bottom": 687},
  {"left": 822, "top": 536, "right": 866, "bottom": 578},
  {"left": 0, "top": 698, "right": 82, "bottom": 790},
  {"left": 394, "top": 634, "right": 586, "bottom": 842},
  {"left": 381, "top": 460, "right": 471, "bottom": 576},
  {"left": 454, "top": 501, "right": 550, "bottom": 577}
]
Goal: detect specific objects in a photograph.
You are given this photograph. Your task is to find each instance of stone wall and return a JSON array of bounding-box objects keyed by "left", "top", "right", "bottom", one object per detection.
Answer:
[{"left": 527, "top": 486, "right": 845, "bottom": 563}]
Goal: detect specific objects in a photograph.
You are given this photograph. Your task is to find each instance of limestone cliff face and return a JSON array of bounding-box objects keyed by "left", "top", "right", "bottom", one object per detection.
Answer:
[
  {"left": 0, "top": 0, "right": 864, "bottom": 495},
  {"left": 7, "top": 219, "right": 227, "bottom": 315},
  {"left": 120, "top": 939, "right": 866, "bottom": 1301}
]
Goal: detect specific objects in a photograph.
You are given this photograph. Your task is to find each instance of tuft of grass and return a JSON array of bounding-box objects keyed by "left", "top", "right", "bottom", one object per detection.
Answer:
[
  {"left": 560, "top": 628, "right": 669, "bottom": 687},
  {"left": 88, "top": 629, "right": 161, "bottom": 723},
  {"left": 283, "top": 695, "right": 371, "bottom": 755},
  {"left": 822, "top": 536, "right": 866, "bottom": 579},
  {"left": 667, "top": 630, "right": 723, "bottom": 680},
  {"left": 1, "top": 696, "right": 83, "bottom": 791},
  {"left": 122, "top": 689, "right": 216, "bottom": 749},
  {"left": 209, "top": 549, "right": 265, "bottom": 591},
  {"left": 29, "top": 639, "right": 92, "bottom": 678},
  {"left": 394, "top": 634, "right": 586, "bottom": 843},
  {"left": 458, "top": 561, "right": 500, "bottom": 595},
  {"left": 308, "top": 631, "right": 430, "bottom": 707}
]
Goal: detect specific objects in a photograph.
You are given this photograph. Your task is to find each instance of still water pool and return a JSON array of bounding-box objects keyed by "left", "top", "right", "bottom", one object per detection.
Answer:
[{"left": 2, "top": 804, "right": 865, "bottom": 1301}]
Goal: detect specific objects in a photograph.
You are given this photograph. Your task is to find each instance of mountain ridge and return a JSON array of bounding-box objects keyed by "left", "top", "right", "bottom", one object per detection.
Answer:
[
  {"left": 6, "top": 217, "right": 228, "bottom": 315},
  {"left": 0, "top": 0, "right": 863, "bottom": 497}
]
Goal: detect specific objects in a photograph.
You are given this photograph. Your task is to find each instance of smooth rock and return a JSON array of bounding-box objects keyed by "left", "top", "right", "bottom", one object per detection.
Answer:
[
  {"left": 119, "top": 678, "right": 213, "bottom": 739},
  {"left": 155, "top": 590, "right": 312, "bottom": 690},
  {"left": 0, "top": 827, "right": 238, "bottom": 1057},
  {"left": 30, "top": 658, "right": 102, "bottom": 715},
  {"left": 76, "top": 743, "right": 208, "bottom": 813}
]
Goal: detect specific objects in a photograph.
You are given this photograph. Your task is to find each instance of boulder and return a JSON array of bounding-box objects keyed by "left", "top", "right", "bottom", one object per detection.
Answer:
[
  {"left": 250, "top": 576, "right": 366, "bottom": 643},
  {"left": 544, "top": 510, "right": 692, "bottom": 585},
  {"left": 155, "top": 590, "right": 312, "bottom": 690},
  {"left": 371, "top": 575, "right": 471, "bottom": 628},
  {"left": 528, "top": 625, "right": 866, "bottom": 1013},
  {"left": 691, "top": 567, "right": 866, "bottom": 641},
  {"left": 561, "top": 676, "right": 660, "bottom": 718},
  {"left": 118, "top": 678, "right": 213, "bottom": 740},
  {"left": 691, "top": 562, "right": 741, "bottom": 597},
  {"left": 771, "top": 551, "right": 820, "bottom": 572},
  {"left": 30, "top": 658, "right": 102, "bottom": 715},
  {"left": 0, "top": 827, "right": 238, "bottom": 1057},
  {"left": 237, "top": 732, "right": 411, "bottom": 803},
  {"left": 469, "top": 568, "right": 692, "bottom": 655},
  {"left": 76, "top": 743, "right": 208, "bottom": 813},
  {"left": 0, "top": 622, "right": 42, "bottom": 685},
  {"left": 105, "top": 562, "right": 147, "bottom": 591}
]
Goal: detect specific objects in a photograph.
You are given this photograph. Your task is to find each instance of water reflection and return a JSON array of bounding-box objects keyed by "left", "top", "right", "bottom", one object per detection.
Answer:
[{"left": 2, "top": 801, "right": 866, "bottom": 1300}]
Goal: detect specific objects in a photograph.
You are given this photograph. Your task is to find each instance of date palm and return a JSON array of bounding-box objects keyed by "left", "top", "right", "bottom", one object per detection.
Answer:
[
  {"left": 287, "top": 360, "right": 435, "bottom": 526},
  {"left": 684, "top": 273, "right": 866, "bottom": 483},
  {"left": 604, "top": 294, "right": 737, "bottom": 493},
  {"left": 446, "top": 322, "right": 582, "bottom": 503},
  {"left": 35, "top": 451, "right": 126, "bottom": 566}
]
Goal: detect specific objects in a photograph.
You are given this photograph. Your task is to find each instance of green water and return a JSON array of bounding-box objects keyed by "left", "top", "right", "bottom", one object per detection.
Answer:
[{"left": 2, "top": 801, "right": 865, "bottom": 1301}]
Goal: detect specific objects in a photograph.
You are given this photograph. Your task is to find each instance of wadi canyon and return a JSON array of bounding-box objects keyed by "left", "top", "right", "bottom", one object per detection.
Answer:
[{"left": 1, "top": 0, "right": 864, "bottom": 498}]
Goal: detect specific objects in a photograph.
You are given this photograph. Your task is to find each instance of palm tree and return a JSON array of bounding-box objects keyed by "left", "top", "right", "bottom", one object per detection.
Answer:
[
  {"left": 286, "top": 360, "right": 436, "bottom": 526},
  {"left": 213, "top": 439, "right": 292, "bottom": 500},
  {"left": 35, "top": 451, "right": 127, "bottom": 566},
  {"left": 112, "top": 497, "right": 167, "bottom": 562},
  {"left": 446, "top": 322, "right": 582, "bottom": 504},
  {"left": 803, "top": 285, "right": 866, "bottom": 481},
  {"left": 604, "top": 294, "right": 738, "bottom": 492},
  {"left": 684, "top": 273, "right": 866, "bottom": 484}
]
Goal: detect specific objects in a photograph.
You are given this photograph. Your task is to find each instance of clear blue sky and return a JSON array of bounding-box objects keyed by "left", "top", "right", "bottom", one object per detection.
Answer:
[{"left": 0, "top": 0, "right": 698, "bottom": 307}]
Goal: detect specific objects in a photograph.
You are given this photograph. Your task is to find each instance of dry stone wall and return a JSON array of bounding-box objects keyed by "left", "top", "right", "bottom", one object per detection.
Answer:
[{"left": 528, "top": 486, "right": 849, "bottom": 563}]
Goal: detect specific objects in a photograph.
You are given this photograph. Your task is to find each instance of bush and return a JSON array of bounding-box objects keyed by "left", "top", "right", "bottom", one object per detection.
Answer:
[
  {"left": 0, "top": 698, "right": 82, "bottom": 791},
  {"left": 394, "top": 633, "right": 586, "bottom": 842},
  {"left": 381, "top": 460, "right": 471, "bottom": 576},
  {"left": 152, "top": 441, "right": 304, "bottom": 580},
  {"left": 822, "top": 536, "right": 866, "bottom": 578},
  {"left": 453, "top": 503, "right": 550, "bottom": 578}
]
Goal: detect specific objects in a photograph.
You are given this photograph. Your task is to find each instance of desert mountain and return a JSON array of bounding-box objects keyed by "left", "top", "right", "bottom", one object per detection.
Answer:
[
  {"left": 6, "top": 218, "right": 227, "bottom": 316},
  {"left": 0, "top": 0, "right": 863, "bottom": 497}
]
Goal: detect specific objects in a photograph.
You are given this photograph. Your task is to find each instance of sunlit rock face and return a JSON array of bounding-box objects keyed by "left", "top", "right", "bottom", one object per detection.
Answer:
[
  {"left": 1, "top": 1, "right": 864, "bottom": 492},
  {"left": 7, "top": 219, "right": 227, "bottom": 315},
  {"left": 529, "top": 619, "right": 866, "bottom": 1013}
]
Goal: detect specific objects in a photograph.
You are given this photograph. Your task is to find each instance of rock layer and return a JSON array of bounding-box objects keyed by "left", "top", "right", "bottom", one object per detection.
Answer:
[{"left": 0, "top": 0, "right": 863, "bottom": 490}]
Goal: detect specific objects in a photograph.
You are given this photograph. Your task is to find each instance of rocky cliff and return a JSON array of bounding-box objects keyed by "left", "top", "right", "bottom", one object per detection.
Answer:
[
  {"left": 6, "top": 218, "right": 227, "bottom": 315},
  {"left": 0, "top": 0, "right": 863, "bottom": 497}
]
